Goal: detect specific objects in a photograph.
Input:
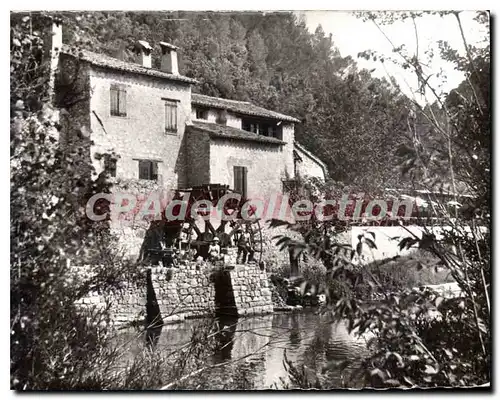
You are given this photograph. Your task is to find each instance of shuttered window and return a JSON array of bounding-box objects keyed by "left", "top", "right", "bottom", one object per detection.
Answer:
[
  {"left": 138, "top": 160, "right": 158, "bottom": 181},
  {"left": 234, "top": 166, "right": 248, "bottom": 199},
  {"left": 110, "top": 84, "right": 127, "bottom": 116},
  {"left": 164, "top": 99, "right": 178, "bottom": 133}
]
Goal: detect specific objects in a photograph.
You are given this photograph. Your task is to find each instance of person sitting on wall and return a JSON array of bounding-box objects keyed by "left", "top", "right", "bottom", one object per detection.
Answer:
[
  {"left": 236, "top": 226, "right": 255, "bottom": 264},
  {"left": 208, "top": 236, "right": 223, "bottom": 263}
]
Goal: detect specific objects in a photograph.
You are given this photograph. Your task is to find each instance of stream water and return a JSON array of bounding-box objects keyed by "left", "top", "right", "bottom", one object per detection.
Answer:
[{"left": 120, "top": 311, "right": 370, "bottom": 389}]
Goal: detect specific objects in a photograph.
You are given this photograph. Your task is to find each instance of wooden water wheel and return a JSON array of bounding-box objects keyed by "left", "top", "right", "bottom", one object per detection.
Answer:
[{"left": 163, "top": 184, "right": 264, "bottom": 263}]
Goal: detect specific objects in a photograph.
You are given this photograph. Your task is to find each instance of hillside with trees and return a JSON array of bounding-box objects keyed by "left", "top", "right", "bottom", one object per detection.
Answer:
[{"left": 54, "top": 11, "right": 413, "bottom": 192}]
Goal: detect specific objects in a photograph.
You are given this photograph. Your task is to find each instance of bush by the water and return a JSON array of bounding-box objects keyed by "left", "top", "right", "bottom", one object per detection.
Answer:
[{"left": 270, "top": 250, "right": 452, "bottom": 306}]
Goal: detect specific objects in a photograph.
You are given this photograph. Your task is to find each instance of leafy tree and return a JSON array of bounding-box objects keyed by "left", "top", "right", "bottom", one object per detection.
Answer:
[
  {"left": 53, "top": 10, "right": 413, "bottom": 192},
  {"left": 274, "top": 11, "right": 490, "bottom": 388},
  {"left": 10, "top": 12, "right": 141, "bottom": 389}
]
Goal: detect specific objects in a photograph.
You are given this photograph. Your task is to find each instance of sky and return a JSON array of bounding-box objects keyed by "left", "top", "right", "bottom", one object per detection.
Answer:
[{"left": 300, "top": 11, "right": 489, "bottom": 103}]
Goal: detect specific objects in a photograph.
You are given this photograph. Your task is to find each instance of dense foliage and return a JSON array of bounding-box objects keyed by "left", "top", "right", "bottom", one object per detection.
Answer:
[
  {"left": 11, "top": 12, "right": 133, "bottom": 389},
  {"left": 274, "top": 11, "right": 490, "bottom": 389},
  {"left": 49, "top": 10, "right": 413, "bottom": 192},
  {"left": 10, "top": 13, "right": 221, "bottom": 390}
]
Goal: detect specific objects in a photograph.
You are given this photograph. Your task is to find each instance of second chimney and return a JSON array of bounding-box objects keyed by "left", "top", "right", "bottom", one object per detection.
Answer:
[
  {"left": 159, "top": 42, "right": 179, "bottom": 75},
  {"left": 134, "top": 40, "right": 152, "bottom": 68}
]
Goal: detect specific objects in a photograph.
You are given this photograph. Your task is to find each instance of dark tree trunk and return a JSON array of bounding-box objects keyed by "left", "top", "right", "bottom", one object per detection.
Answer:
[{"left": 289, "top": 248, "right": 300, "bottom": 277}]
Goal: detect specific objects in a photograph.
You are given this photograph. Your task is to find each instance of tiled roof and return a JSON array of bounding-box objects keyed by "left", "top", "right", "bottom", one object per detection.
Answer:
[
  {"left": 191, "top": 93, "right": 300, "bottom": 123},
  {"left": 61, "top": 45, "right": 197, "bottom": 84},
  {"left": 189, "top": 121, "right": 286, "bottom": 145}
]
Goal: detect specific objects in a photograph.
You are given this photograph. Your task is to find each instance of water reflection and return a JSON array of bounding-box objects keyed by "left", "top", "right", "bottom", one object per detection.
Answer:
[
  {"left": 145, "top": 326, "right": 163, "bottom": 350},
  {"left": 213, "top": 316, "right": 238, "bottom": 363},
  {"left": 289, "top": 313, "right": 301, "bottom": 345},
  {"left": 128, "top": 312, "right": 368, "bottom": 389}
]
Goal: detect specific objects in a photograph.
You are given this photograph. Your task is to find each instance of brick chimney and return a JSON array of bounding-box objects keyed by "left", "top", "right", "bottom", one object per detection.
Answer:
[
  {"left": 134, "top": 40, "right": 152, "bottom": 68},
  {"left": 159, "top": 42, "right": 179, "bottom": 75}
]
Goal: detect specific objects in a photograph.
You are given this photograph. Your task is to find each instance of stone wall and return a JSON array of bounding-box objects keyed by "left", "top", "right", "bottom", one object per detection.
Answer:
[
  {"left": 73, "top": 262, "right": 215, "bottom": 326},
  {"left": 209, "top": 138, "right": 290, "bottom": 200},
  {"left": 225, "top": 112, "right": 243, "bottom": 129},
  {"left": 149, "top": 263, "right": 216, "bottom": 323},
  {"left": 88, "top": 66, "right": 192, "bottom": 190},
  {"left": 224, "top": 265, "right": 273, "bottom": 316},
  {"left": 281, "top": 123, "right": 296, "bottom": 181},
  {"left": 108, "top": 178, "right": 165, "bottom": 259},
  {"left": 73, "top": 261, "right": 273, "bottom": 326}
]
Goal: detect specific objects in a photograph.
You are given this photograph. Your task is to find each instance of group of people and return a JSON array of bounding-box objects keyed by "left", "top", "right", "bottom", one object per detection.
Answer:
[
  {"left": 207, "top": 226, "right": 255, "bottom": 264},
  {"left": 150, "top": 224, "right": 256, "bottom": 266}
]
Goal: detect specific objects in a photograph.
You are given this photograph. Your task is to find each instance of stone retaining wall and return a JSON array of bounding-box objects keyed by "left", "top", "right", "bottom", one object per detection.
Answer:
[
  {"left": 73, "top": 261, "right": 273, "bottom": 326},
  {"left": 149, "top": 263, "right": 216, "bottom": 323},
  {"left": 228, "top": 265, "right": 273, "bottom": 316}
]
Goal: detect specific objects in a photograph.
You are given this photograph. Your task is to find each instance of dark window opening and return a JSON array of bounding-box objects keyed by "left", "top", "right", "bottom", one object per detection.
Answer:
[
  {"left": 196, "top": 108, "right": 209, "bottom": 120},
  {"left": 269, "top": 125, "right": 280, "bottom": 137},
  {"left": 242, "top": 119, "right": 280, "bottom": 138},
  {"left": 242, "top": 120, "right": 257, "bottom": 134},
  {"left": 274, "top": 124, "right": 283, "bottom": 140},
  {"left": 261, "top": 123, "right": 279, "bottom": 137},
  {"left": 164, "top": 99, "right": 178, "bottom": 133},
  {"left": 138, "top": 160, "right": 159, "bottom": 181},
  {"left": 234, "top": 166, "right": 248, "bottom": 199},
  {"left": 110, "top": 84, "right": 127, "bottom": 117},
  {"left": 243, "top": 121, "right": 260, "bottom": 134}
]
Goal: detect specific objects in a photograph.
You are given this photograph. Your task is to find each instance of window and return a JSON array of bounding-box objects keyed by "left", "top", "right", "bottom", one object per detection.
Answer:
[
  {"left": 110, "top": 84, "right": 127, "bottom": 116},
  {"left": 164, "top": 99, "right": 178, "bottom": 133},
  {"left": 242, "top": 119, "right": 259, "bottom": 134},
  {"left": 242, "top": 119, "right": 279, "bottom": 137},
  {"left": 195, "top": 108, "right": 208, "bottom": 120},
  {"left": 234, "top": 166, "right": 247, "bottom": 198},
  {"left": 260, "top": 123, "right": 278, "bottom": 137},
  {"left": 138, "top": 160, "right": 158, "bottom": 181},
  {"left": 265, "top": 124, "right": 278, "bottom": 137},
  {"left": 104, "top": 157, "right": 117, "bottom": 178}
]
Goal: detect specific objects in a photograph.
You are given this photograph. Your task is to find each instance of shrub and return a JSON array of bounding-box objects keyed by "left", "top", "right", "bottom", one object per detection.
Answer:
[
  {"left": 272, "top": 10, "right": 490, "bottom": 388},
  {"left": 10, "top": 13, "right": 226, "bottom": 390}
]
